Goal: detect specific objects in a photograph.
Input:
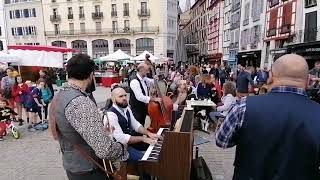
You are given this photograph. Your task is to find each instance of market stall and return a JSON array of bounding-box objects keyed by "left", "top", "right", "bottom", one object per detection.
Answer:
[
  {"left": 97, "top": 49, "right": 131, "bottom": 87},
  {"left": 131, "top": 50, "right": 160, "bottom": 62},
  {"left": 8, "top": 45, "right": 75, "bottom": 83}
]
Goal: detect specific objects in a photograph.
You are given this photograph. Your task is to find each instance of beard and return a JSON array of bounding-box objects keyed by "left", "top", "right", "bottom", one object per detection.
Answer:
[{"left": 116, "top": 101, "right": 128, "bottom": 108}]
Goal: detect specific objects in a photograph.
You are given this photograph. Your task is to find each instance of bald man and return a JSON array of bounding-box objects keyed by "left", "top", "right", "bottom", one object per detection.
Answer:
[
  {"left": 129, "top": 63, "right": 161, "bottom": 126},
  {"left": 216, "top": 54, "right": 320, "bottom": 180},
  {"left": 105, "top": 87, "right": 162, "bottom": 161}
]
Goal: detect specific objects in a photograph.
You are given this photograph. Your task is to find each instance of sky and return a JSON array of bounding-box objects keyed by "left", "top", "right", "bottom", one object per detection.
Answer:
[{"left": 179, "top": 0, "right": 195, "bottom": 12}]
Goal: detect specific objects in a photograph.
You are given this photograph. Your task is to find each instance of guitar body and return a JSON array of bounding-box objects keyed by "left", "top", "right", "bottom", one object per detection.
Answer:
[{"left": 148, "top": 96, "right": 173, "bottom": 133}]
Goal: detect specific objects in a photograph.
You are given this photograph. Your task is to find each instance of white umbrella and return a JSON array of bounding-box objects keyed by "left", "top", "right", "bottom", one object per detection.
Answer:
[
  {"left": 131, "top": 50, "right": 160, "bottom": 62},
  {"left": 0, "top": 51, "right": 21, "bottom": 63},
  {"left": 99, "top": 49, "right": 132, "bottom": 62}
]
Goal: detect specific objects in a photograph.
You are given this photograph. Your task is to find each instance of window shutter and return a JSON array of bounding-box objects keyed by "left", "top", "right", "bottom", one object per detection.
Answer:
[
  {"left": 269, "top": 8, "right": 278, "bottom": 29},
  {"left": 282, "top": 3, "right": 292, "bottom": 25}
]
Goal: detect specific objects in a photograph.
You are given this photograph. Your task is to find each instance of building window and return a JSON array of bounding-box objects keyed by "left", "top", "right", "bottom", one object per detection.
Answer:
[
  {"left": 136, "top": 38, "right": 154, "bottom": 54},
  {"left": 124, "top": 20, "right": 130, "bottom": 29},
  {"left": 141, "top": 19, "right": 147, "bottom": 31},
  {"left": 304, "top": 11, "right": 317, "bottom": 42},
  {"left": 113, "top": 39, "right": 131, "bottom": 54},
  {"left": 95, "top": 5, "right": 100, "bottom": 13},
  {"left": 252, "top": 0, "right": 263, "bottom": 22},
  {"left": 112, "top": 4, "right": 117, "bottom": 17},
  {"left": 243, "top": 3, "right": 250, "bottom": 26},
  {"left": 32, "top": 8, "right": 36, "bottom": 17},
  {"left": 79, "top": 6, "right": 84, "bottom": 18},
  {"left": 305, "top": 0, "right": 317, "bottom": 8},
  {"left": 80, "top": 22, "right": 85, "bottom": 33},
  {"left": 68, "top": 7, "right": 73, "bottom": 15},
  {"left": 123, "top": 3, "right": 129, "bottom": 16},
  {"left": 112, "top": 21, "right": 118, "bottom": 32},
  {"left": 96, "top": 22, "right": 101, "bottom": 32},
  {"left": 69, "top": 23, "right": 74, "bottom": 34},
  {"left": 54, "top": 24, "right": 60, "bottom": 35},
  {"left": 141, "top": 2, "right": 147, "bottom": 11},
  {"left": 267, "top": 8, "right": 278, "bottom": 37},
  {"left": 269, "top": 0, "right": 279, "bottom": 8},
  {"left": 280, "top": 3, "right": 292, "bottom": 34}
]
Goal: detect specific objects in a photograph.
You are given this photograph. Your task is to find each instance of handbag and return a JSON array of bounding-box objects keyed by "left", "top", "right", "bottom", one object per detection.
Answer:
[{"left": 49, "top": 96, "right": 126, "bottom": 180}]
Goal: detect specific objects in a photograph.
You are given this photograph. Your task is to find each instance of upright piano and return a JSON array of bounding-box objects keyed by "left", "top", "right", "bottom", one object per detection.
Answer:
[{"left": 139, "top": 108, "right": 194, "bottom": 180}]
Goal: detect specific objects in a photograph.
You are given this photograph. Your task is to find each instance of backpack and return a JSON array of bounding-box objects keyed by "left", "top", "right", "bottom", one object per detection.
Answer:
[{"left": 34, "top": 122, "right": 49, "bottom": 131}]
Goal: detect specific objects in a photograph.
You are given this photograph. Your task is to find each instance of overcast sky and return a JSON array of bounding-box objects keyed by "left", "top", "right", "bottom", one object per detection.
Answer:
[{"left": 179, "top": 0, "right": 195, "bottom": 11}]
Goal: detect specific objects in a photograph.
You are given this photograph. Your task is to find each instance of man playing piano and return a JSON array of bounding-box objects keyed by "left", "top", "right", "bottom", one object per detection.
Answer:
[{"left": 105, "top": 87, "right": 162, "bottom": 161}]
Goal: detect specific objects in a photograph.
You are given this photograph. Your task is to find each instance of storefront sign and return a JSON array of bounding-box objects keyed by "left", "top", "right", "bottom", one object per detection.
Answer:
[{"left": 305, "top": 48, "right": 320, "bottom": 52}]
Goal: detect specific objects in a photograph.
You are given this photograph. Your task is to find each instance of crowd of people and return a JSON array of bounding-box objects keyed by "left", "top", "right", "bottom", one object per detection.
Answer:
[
  {"left": 1, "top": 52, "right": 320, "bottom": 179},
  {"left": 0, "top": 67, "right": 54, "bottom": 141}
]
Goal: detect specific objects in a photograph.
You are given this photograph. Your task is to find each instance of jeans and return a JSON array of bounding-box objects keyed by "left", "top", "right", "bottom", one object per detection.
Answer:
[
  {"left": 209, "top": 111, "right": 224, "bottom": 123},
  {"left": 128, "top": 147, "right": 144, "bottom": 161}
]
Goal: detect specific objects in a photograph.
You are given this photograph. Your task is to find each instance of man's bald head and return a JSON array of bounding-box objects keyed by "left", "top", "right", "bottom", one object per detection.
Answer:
[
  {"left": 137, "top": 63, "right": 150, "bottom": 77},
  {"left": 111, "top": 87, "right": 128, "bottom": 108},
  {"left": 271, "top": 54, "right": 308, "bottom": 88}
]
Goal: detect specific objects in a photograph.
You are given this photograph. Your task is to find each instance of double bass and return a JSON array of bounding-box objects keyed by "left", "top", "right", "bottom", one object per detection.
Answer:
[{"left": 147, "top": 62, "right": 173, "bottom": 133}]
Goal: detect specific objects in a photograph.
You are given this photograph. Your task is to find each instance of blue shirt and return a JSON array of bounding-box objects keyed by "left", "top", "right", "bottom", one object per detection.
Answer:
[{"left": 215, "top": 86, "right": 307, "bottom": 148}]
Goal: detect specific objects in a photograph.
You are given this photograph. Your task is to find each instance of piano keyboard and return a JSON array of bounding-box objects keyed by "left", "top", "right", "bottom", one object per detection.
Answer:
[{"left": 141, "top": 128, "right": 168, "bottom": 161}]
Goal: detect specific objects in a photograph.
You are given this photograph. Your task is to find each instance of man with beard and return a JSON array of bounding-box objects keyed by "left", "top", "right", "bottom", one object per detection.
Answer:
[
  {"left": 50, "top": 54, "right": 128, "bottom": 180},
  {"left": 106, "top": 87, "right": 162, "bottom": 162}
]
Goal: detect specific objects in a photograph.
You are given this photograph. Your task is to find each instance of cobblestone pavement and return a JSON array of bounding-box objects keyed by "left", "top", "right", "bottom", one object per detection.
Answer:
[{"left": 0, "top": 87, "right": 235, "bottom": 180}]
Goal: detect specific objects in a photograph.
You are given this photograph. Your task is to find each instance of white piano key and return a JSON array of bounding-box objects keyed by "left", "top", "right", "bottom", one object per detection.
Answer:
[{"left": 141, "top": 128, "right": 164, "bottom": 160}]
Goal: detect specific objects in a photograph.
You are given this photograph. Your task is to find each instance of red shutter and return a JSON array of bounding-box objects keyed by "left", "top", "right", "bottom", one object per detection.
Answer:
[
  {"left": 282, "top": 3, "right": 292, "bottom": 25},
  {"left": 269, "top": 8, "right": 278, "bottom": 29}
]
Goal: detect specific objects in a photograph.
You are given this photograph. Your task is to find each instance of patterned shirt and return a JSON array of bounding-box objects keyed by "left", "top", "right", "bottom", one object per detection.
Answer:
[
  {"left": 63, "top": 83, "right": 129, "bottom": 161},
  {"left": 215, "top": 86, "right": 307, "bottom": 149}
]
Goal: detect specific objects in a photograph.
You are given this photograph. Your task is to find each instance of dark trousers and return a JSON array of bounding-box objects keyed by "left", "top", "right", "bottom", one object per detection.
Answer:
[
  {"left": 66, "top": 169, "right": 110, "bottom": 180},
  {"left": 131, "top": 108, "right": 147, "bottom": 126}
]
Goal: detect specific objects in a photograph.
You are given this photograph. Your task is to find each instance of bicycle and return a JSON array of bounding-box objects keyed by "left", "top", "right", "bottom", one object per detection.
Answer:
[{"left": 0, "top": 119, "right": 21, "bottom": 139}]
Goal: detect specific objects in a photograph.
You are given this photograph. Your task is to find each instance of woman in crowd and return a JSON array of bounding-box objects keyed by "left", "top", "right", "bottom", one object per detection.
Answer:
[
  {"left": 196, "top": 74, "right": 219, "bottom": 103},
  {"left": 209, "top": 82, "right": 237, "bottom": 123},
  {"left": 11, "top": 75, "right": 29, "bottom": 126},
  {"left": 39, "top": 69, "right": 54, "bottom": 97}
]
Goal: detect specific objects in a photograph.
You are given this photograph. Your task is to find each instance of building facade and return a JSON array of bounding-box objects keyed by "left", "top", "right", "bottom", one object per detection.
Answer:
[
  {"left": 207, "top": 0, "right": 224, "bottom": 64},
  {"left": 229, "top": 0, "right": 241, "bottom": 66},
  {"left": 264, "top": 0, "right": 299, "bottom": 68},
  {"left": 287, "top": 0, "right": 320, "bottom": 68},
  {"left": 185, "top": 0, "right": 207, "bottom": 64},
  {"left": 222, "top": 0, "right": 233, "bottom": 67},
  {"left": 42, "top": 0, "right": 177, "bottom": 59},
  {"left": 238, "top": 0, "right": 265, "bottom": 68},
  {"left": 0, "top": 0, "right": 7, "bottom": 51},
  {"left": 4, "top": 0, "right": 46, "bottom": 46}
]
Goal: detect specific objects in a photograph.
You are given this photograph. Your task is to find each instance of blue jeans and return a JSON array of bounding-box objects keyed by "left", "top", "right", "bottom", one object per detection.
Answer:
[
  {"left": 128, "top": 147, "right": 144, "bottom": 162},
  {"left": 209, "top": 111, "right": 224, "bottom": 123}
]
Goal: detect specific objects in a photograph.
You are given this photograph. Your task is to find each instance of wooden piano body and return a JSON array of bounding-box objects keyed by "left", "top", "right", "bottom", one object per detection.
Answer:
[{"left": 139, "top": 109, "right": 194, "bottom": 180}]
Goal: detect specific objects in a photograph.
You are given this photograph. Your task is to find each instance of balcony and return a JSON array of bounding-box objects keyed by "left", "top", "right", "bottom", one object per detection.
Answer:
[
  {"left": 123, "top": 10, "right": 129, "bottom": 17},
  {"left": 230, "top": 42, "right": 239, "bottom": 49},
  {"left": 231, "top": 2, "right": 240, "bottom": 12},
  {"left": 50, "top": 15, "right": 61, "bottom": 22},
  {"left": 267, "top": 28, "right": 276, "bottom": 37},
  {"left": 92, "top": 12, "right": 103, "bottom": 20},
  {"left": 230, "top": 21, "right": 240, "bottom": 30},
  {"left": 138, "top": 9, "right": 150, "bottom": 17},
  {"left": 79, "top": 13, "right": 85, "bottom": 19},
  {"left": 269, "top": 0, "right": 279, "bottom": 8},
  {"left": 280, "top": 24, "right": 291, "bottom": 34},
  {"left": 111, "top": 11, "right": 117, "bottom": 17},
  {"left": 45, "top": 26, "right": 159, "bottom": 37},
  {"left": 243, "top": 19, "right": 249, "bottom": 26},
  {"left": 288, "top": 27, "right": 320, "bottom": 44},
  {"left": 68, "top": 14, "right": 73, "bottom": 20},
  {"left": 305, "top": 0, "right": 317, "bottom": 8}
]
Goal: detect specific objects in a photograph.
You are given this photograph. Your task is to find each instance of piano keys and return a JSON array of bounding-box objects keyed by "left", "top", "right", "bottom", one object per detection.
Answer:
[{"left": 139, "top": 108, "right": 194, "bottom": 180}]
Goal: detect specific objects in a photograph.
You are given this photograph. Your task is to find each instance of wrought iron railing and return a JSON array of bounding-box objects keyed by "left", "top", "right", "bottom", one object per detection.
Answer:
[
  {"left": 288, "top": 27, "right": 320, "bottom": 44},
  {"left": 45, "top": 26, "right": 159, "bottom": 36},
  {"left": 92, "top": 12, "right": 103, "bottom": 19},
  {"left": 50, "top": 15, "right": 61, "bottom": 22},
  {"left": 138, "top": 9, "right": 150, "bottom": 17},
  {"left": 68, "top": 14, "right": 73, "bottom": 20}
]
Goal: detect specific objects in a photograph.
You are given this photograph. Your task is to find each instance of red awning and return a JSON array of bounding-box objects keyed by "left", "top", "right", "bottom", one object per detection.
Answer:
[{"left": 8, "top": 45, "right": 77, "bottom": 53}]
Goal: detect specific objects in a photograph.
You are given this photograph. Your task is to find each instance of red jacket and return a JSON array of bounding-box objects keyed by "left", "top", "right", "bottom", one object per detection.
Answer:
[{"left": 11, "top": 83, "right": 29, "bottom": 103}]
